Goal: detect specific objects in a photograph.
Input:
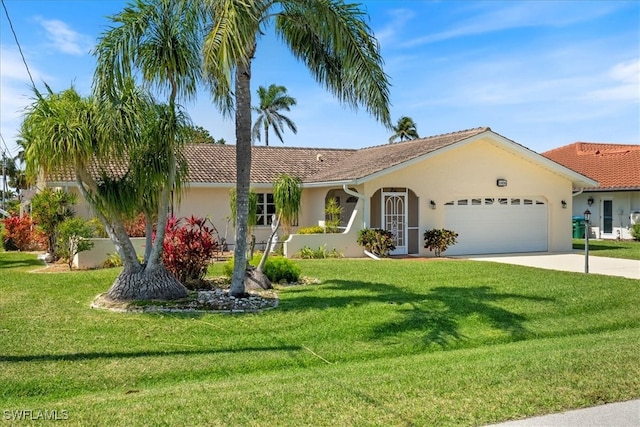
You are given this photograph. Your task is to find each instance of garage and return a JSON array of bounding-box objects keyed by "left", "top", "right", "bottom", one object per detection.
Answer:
[{"left": 443, "top": 197, "right": 548, "bottom": 255}]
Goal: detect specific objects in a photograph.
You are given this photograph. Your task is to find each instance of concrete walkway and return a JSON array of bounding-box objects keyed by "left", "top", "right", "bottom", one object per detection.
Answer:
[
  {"left": 462, "top": 252, "right": 639, "bottom": 280},
  {"left": 486, "top": 399, "right": 640, "bottom": 427}
]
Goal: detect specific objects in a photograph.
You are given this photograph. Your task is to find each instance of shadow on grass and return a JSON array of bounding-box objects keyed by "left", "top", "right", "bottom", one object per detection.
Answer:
[
  {"left": 573, "top": 243, "right": 628, "bottom": 251},
  {"left": 0, "top": 253, "right": 44, "bottom": 269},
  {"left": 281, "top": 279, "right": 554, "bottom": 347},
  {"left": 0, "top": 345, "right": 302, "bottom": 363},
  {"left": 373, "top": 286, "right": 554, "bottom": 347}
]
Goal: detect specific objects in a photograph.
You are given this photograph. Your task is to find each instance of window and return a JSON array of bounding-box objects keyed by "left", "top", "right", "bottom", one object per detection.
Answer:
[{"left": 256, "top": 193, "right": 276, "bottom": 226}]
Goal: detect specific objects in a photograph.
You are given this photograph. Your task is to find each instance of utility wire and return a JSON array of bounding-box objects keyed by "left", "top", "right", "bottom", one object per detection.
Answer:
[
  {"left": 1, "top": 0, "right": 36, "bottom": 88},
  {"left": 2, "top": 0, "right": 36, "bottom": 159}
]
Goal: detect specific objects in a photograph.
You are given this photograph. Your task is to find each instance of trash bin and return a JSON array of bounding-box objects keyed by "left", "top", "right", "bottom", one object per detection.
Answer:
[{"left": 572, "top": 216, "right": 585, "bottom": 238}]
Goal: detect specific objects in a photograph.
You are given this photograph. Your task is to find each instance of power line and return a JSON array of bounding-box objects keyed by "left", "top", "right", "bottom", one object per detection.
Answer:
[{"left": 1, "top": 0, "right": 36, "bottom": 88}]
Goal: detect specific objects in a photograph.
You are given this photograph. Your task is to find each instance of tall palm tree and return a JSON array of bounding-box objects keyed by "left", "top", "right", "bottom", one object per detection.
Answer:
[
  {"left": 201, "top": 0, "right": 392, "bottom": 297},
  {"left": 90, "top": 0, "right": 202, "bottom": 300},
  {"left": 252, "top": 84, "right": 297, "bottom": 146},
  {"left": 388, "top": 116, "right": 419, "bottom": 143}
]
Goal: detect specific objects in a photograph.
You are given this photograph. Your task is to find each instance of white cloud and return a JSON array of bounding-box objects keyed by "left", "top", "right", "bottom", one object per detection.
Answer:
[
  {"left": 35, "top": 17, "right": 93, "bottom": 55},
  {"left": 403, "top": 1, "right": 623, "bottom": 47},
  {"left": 584, "top": 59, "right": 640, "bottom": 102},
  {"left": 375, "top": 8, "right": 416, "bottom": 46}
]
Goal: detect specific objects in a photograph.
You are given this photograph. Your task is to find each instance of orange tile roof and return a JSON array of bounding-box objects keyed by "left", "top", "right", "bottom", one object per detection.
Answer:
[{"left": 542, "top": 142, "right": 640, "bottom": 190}]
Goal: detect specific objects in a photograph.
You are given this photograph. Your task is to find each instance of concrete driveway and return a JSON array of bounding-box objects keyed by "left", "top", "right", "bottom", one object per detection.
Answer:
[
  {"left": 460, "top": 252, "right": 639, "bottom": 280},
  {"left": 485, "top": 399, "right": 640, "bottom": 427}
]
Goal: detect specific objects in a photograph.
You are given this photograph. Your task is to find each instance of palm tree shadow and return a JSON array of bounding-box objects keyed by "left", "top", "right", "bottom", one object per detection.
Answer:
[
  {"left": 282, "top": 279, "right": 554, "bottom": 348},
  {"left": 372, "top": 286, "right": 554, "bottom": 347}
]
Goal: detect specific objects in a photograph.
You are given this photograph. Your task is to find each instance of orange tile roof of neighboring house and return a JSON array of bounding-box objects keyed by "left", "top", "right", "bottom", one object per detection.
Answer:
[{"left": 542, "top": 142, "right": 640, "bottom": 190}]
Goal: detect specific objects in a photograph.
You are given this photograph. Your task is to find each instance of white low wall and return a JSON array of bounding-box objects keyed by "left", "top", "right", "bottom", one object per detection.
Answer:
[
  {"left": 74, "top": 237, "right": 146, "bottom": 269},
  {"left": 284, "top": 209, "right": 365, "bottom": 258}
]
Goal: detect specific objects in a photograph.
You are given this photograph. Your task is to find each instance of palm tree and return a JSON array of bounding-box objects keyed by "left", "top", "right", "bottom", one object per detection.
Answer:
[
  {"left": 22, "top": 84, "right": 190, "bottom": 301},
  {"left": 77, "top": 0, "right": 201, "bottom": 301},
  {"left": 388, "top": 116, "right": 419, "bottom": 143},
  {"left": 201, "top": 0, "right": 392, "bottom": 297},
  {"left": 252, "top": 84, "right": 297, "bottom": 146}
]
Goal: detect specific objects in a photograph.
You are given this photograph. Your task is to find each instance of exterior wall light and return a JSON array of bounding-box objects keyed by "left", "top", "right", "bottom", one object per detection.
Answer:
[
  {"left": 430, "top": 200, "right": 436, "bottom": 209},
  {"left": 561, "top": 200, "right": 567, "bottom": 209},
  {"left": 496, "top": 179, "right": 507, "bottom": 187},
  {"left": 587, "top": 196, "right": 594, "bottom": 206}
]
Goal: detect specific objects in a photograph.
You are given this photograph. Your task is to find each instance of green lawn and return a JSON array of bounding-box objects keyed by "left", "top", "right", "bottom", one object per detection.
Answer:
[
  {"left": 573, "top": 238, "right": 640, "bottom": 260},
  {"left": 1, "top": 252, "right": 639, "bottom": 426}
]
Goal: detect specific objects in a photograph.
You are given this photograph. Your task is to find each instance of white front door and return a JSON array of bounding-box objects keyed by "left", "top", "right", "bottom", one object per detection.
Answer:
[{"left": 382, "top": 191, "right": 407, "bottom": 255}]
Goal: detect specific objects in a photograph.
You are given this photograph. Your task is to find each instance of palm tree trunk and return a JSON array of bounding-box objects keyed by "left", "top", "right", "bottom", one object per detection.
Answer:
[
  {"left": 264, "top": 122, "right": 269, "bottom": 147},
  {"left": 105, "top": 263, "right": 187, "bottom": 301},
  {"left": 229, "top": 54, "right": 254, "bottom": 298}
]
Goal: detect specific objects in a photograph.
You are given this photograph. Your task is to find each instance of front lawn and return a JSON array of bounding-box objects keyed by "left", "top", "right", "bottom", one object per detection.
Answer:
[
  {"left": 1, "top": 252, "right": 639, "bottom": 426},
  {"left": 573, "top": 238, "right": 640, "bottom": 260}
]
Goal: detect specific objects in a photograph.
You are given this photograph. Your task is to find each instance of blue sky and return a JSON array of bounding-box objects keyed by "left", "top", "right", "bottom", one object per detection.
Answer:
[{"left": 1, "top": 0, "right": 638, "bottom": 159}]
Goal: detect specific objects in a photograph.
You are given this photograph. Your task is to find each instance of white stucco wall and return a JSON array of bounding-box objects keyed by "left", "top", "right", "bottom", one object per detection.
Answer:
[{"left": 74, "top": 237, "right": 146, "bottom": 269}]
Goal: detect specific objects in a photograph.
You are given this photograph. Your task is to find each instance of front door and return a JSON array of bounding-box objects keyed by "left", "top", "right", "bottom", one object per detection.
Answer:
[{"left": 382, "top": 191, "right": 407, "bottom": 255}]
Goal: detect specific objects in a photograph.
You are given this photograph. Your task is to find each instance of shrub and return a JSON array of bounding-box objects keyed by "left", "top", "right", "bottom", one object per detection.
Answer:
[
  {"left": 223, "top": 253, "right": 301, "bottom": 284},
  {"left": 631, "top": 224, "right": 640, "bottom": 241},
  {"left": 31, "top": 188, "right": 76, "bottom": 257},
  {"left": 356, "top": 228, "right": 396, "bottom": 257},
  {"left": 424, "top": 228, "right": 458, "bottom": 257},
  {"left": 162, "top": 216, "right": 219, "bottom": 286},
  {"left": 103, "top": 253, "right": 123, "bottom": 268},
  {"left": 89, "top": 218, "right": 109, "bottom": 238},
  {"left": 1, "top": 215, "right": 45, "bottom": 251},
  {"left": 57, "top": 217, "right": 95, "bottom": 269},
  {"left": 296, "top": 245, "right": 343, "bottom": 259},
  {"left": 297, "top": 225, "right": 325, "bottom": 234},
  {"left": 262, "top": 256, "right": 301, "bottom": 284}
]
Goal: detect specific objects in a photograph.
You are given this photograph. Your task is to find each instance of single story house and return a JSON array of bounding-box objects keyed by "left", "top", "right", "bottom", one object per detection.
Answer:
[
  {"left": 542, "top": 142, "right": 640, "bottom": 240},
  {"left": 48, "top": 127, "right": 597, "bottom": 263}
]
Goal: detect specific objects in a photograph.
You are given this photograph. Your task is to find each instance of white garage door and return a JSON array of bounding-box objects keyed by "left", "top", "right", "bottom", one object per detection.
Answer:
[{"left": 444, "top": 197, "right": 548, "bottom": 256}]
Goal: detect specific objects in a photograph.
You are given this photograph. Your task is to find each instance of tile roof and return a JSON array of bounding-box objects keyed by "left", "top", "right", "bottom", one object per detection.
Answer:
[
  {"left": 48, "top": 127, "right": 492, "bottom": 186},
  {"left": 305, "top": 127, "right": 491, "bottom": 183},
  {"left": 542, "top": 142, "right": 640, "bottom": 190},
  {"left": 183, "top": 144, "right": 353, "bottom": 184}
]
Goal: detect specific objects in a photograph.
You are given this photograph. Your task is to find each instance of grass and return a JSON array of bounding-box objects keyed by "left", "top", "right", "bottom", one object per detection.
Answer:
[
  {"left": 573, "top": 238, "right": 640, "bottom": 260},
  {"left": 1, "top": 252, "right": 639, "bottom": 426}
]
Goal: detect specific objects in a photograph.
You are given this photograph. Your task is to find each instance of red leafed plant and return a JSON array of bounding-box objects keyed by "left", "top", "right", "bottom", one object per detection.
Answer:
[
  {"left": 2, "top": 215, "right": 46, "bottom": 252},
  {"left": 125, "top": 212, "right": 147, "bottom": 237},
  {"left": 161, "top": 216, "right": 219, "bottom": 286}
]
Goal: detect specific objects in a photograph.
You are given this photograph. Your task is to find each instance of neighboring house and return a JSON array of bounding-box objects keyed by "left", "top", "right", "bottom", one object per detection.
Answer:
[
  {"left": 47, "top": 127, "right": 597, "bottom": 262},
  {"left": 543, "top": 143, "right": 640, "bottom": 240}
]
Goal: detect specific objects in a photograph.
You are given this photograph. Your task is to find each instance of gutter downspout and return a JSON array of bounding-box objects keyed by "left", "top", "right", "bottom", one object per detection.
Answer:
[
  {"left": 572, "top": 189, "right": 584, "bottom": 197},
  {"left": 343, "top": 184, "right": 367, "bottom": 229}
]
